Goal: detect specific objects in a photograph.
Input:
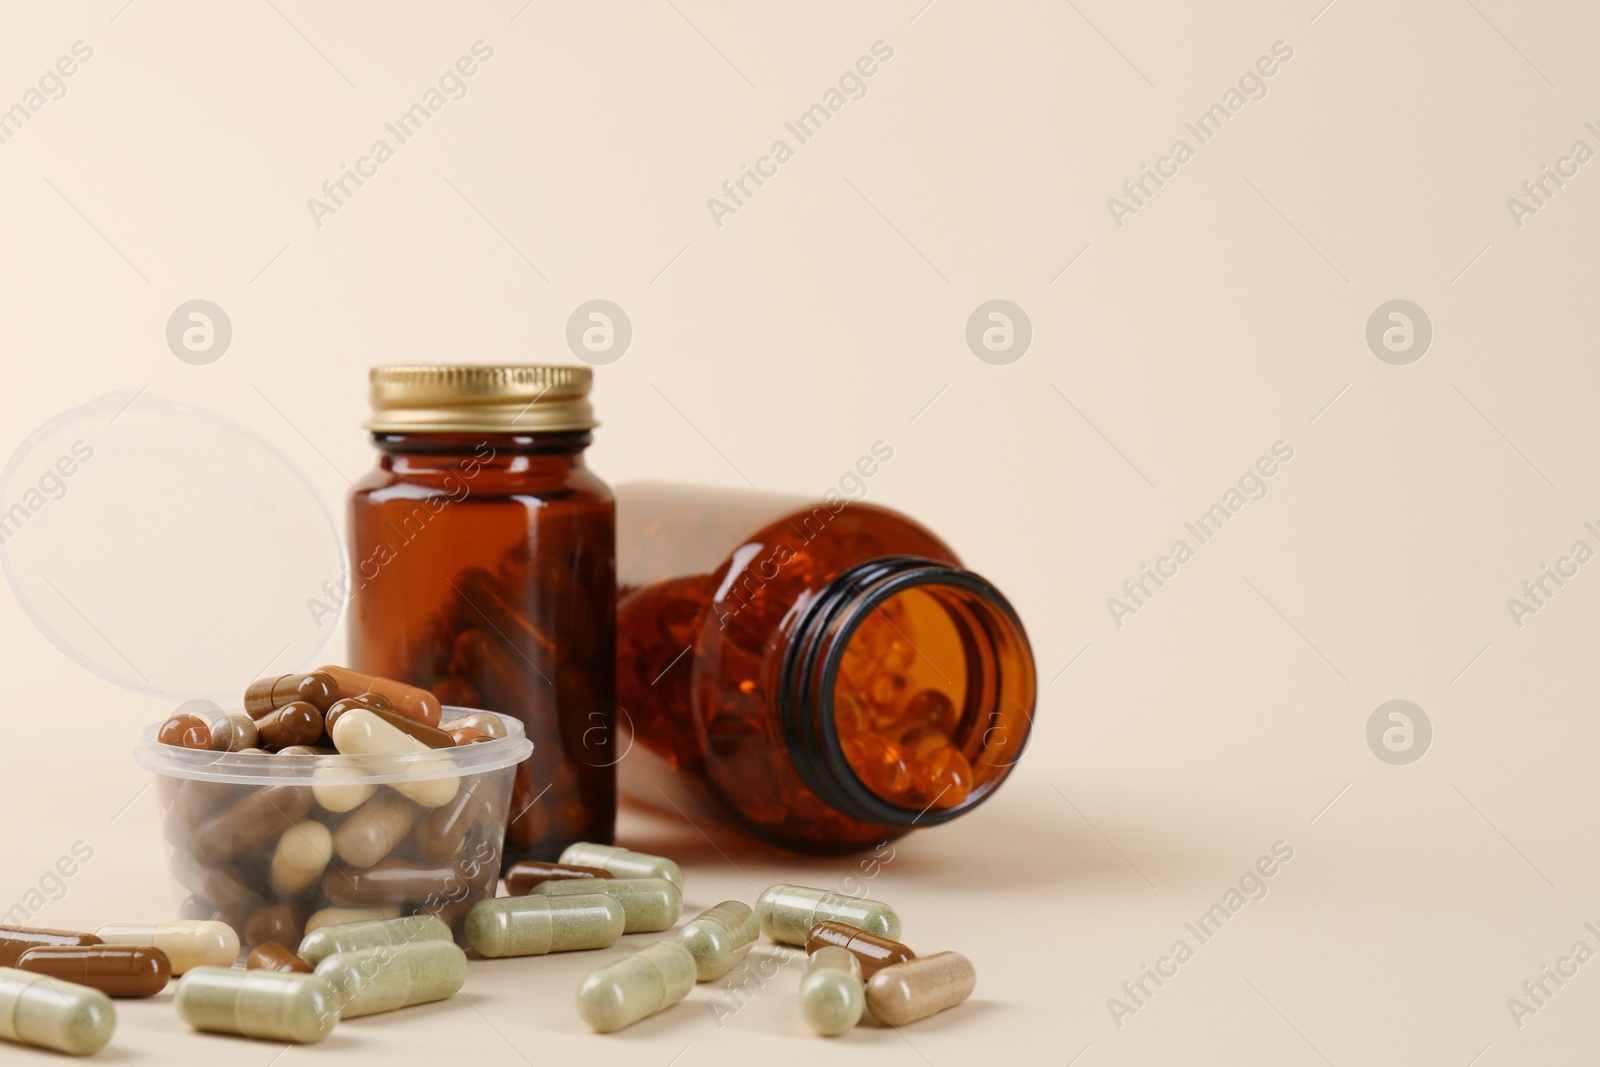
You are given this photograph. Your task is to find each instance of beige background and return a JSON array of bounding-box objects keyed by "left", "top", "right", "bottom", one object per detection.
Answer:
[{"left": 2, "top": 0, "right": 1598, "bottom": 1063}]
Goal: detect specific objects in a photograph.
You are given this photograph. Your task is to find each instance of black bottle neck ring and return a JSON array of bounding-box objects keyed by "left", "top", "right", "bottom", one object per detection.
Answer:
[{"left": 779, "top": 555, "right": 1036, "bottom": 829}]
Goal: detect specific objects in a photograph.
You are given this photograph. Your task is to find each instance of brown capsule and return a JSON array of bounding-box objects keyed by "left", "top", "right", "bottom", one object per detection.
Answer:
[
  {"left": 321, "top": 695, "right": 391, "bottom": 733},
  {"left": 321, "top": 859, "right": 464, "bottom": 906},
  {"left": 504, "top": 861, "right": 612, "bottom": 896},
  {"left": 255, "top": 702, "right": 324, "bottom": 751},
  {"left": 247, "top": 941, "right": 314, "bottom": 973},
  {"left": 808, "top": 921, "right": 916, "bottom": 977},
  {"left": 192, "top": 785, "right": 314, "bottom": 865},
  {"left": 319, "top": 666, "right": 441, "bottom": 727},
  {"left": 327, "top": 701, "right": 453, "bottom": 749},
  {"left": 432, "top": 677, "right": 481, "bottom": 709},
  {"left": 16, "top": 944, "right": 171, "bottom": 998},
  {"left": 864, "top": 951, "right": 976, "bottom": 1026},
  {"left": 245, "top": 671, "right": 339, "bottom": 715},
  {"left": 0, "top": 927, "right": 102, "bottom": 968},
  {"left": 449, "top": 727, "right": 491, "bottom": 746},
  {"left": 413, "top": 784, "right": 487, "bottom": 864},
  {"left": 158, "top": 714, "right": 213, "bottom": 750},
  {"left": 209, "top": 711, "right": 259, "bottom": 752},
  {"left": 334, "top": 791, "right": 420, "bottom": 868},
  {"left": 244, "top": 904, "right": 304, "bottom": 949}
]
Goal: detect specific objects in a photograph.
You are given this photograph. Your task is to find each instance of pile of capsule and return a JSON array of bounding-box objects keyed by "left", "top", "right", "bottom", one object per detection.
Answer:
[
  {"left": 0, "top": 842, "right": 972, "bottom": 1054},
  {"left": 156, "top": 669, "right": 512, "bottom": 946}
]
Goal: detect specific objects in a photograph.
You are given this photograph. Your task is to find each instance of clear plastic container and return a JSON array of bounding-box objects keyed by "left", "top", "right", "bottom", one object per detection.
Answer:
[{"left": 134, "top": 709, "right": 531, "bottom": 950}]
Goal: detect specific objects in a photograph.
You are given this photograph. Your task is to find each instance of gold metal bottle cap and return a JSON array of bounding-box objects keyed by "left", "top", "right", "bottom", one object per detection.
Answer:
[{"left": 365, "top": 364, "right": 597, "bottom": 434}]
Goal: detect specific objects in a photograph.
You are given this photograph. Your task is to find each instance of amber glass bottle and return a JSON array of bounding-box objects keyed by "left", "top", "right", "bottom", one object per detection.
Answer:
[
  {"left": 348, "top": 365, "right": 615, "bottom": 868},
  {"left": 616, "top": 482, "right": 1037, "bottom": 854}
]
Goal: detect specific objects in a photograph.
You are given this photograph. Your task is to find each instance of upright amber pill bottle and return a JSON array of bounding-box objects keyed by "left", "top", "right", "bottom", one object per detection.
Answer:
[
  {"left": 616, "top": 482, "right": 1037, "bottom": 853},
  {"left": 348, "top": 366, "right": 615, "bottom": 866}
]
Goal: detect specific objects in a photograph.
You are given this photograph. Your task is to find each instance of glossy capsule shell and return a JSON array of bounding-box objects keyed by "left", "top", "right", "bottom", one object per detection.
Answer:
[
  {"left": 560, "top": 842, "right": 683, "bottom": 890},
  {"left": 504, "top": 860, "right": 611, "bottom": 895},
  {"left": 247, "top": 942, "right": 313, "bottom": 973},
  {"left": 757, "top": 885, "right": 901, "bottom": 944},
  {"left": 16, "top": 946, "right": 170, "bottom": 998},
  {"left": 312, "top": 765, "right": 377, "bottom": 814},
  {"left": 175, "top": 967, "right": 336, "bottom": 1043},
  {"left": 315, "top": 942, "right": 466, "bottom": 1018},
  {"left": 439, "top": 712, "right": 507, "bottom": 739},
  {"left": 327, "top": 700, "right": 453, "bottom": 749},
  {"left": 255, "top": 701, "right": 324, "bottom": 750},
  {"left": 0, "top": 967, "right": 115, "bottom": 1055},
  {"left": 319, "top": 666, "right": 442, "bottom": 726},
  {"left": 297, "top": 914, "right": 452, "bottom": 966},
  {"left": 864, "top": 951, "right": 976, "bottom": 1026},
  {"left": 577, "top": 941, "right": 696, "bottom": 1033},
  {"left": 330, "top": 710, "right": 458, "bottom": 808},
  {"left": 800, "top": 945, "right": 865, "bottom": 1036},
  {"left": 536, "top": 877, "right": 681, "bottom": 934},
  {"left": 271, "top": 821, "right": 335, "bottom": 896},
  {"left": 466, "top": 894, "right": 625, "bottom": 958},
  {"left": 0, "top": 927, "right": 101, "bottom": 968},
  {"left": 807, "top": 921, "right": 915, "bottom": 977},
  {"left": 676, "top": 901, "right": 759, "bottom": 981},
  {"left": 94, "top": 921, "right": 239, "bottom": 975},
  {"left": 245, "top": 671, "right": 339, "bottom": 715}
]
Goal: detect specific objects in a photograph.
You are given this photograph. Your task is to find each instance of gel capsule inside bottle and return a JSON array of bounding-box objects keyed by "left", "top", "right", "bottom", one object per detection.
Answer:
[{"left": 615, "top": 482, "right": 1037, "bottom": 853}]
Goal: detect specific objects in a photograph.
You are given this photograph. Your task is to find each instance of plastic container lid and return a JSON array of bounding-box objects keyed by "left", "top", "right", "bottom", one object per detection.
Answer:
[{"left": 133, "top": 709, "right": 532, "bottom": 786}]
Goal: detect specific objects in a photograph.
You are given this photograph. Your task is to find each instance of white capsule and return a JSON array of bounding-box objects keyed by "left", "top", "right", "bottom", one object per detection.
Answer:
[
  {"left": 270, "top": 821, "right": 334, "bottom": 897},
  {"left": 0, "top": 967, "right": 115, "bottom": 1055},
  {"left": 312, "top": 765, "right": 376, "bottom": 813},
  {"left": 560, "top": 842, "right": 684, "bottom": 890},
  {"left": 331, "top": 709, "right": 458, "bottom": 808},
  {"left": 577, "top": 941, "right": 696, "bottom": 1033},
  {"left": 800, "top": 945, "right": 864, "bottom": 1036},
  {"left": 94, "top": 920, "right": 239, "bottom": 974}
]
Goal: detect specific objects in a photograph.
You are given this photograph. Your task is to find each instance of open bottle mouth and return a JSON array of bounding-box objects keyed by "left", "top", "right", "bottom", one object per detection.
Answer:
[{"left": 781, "top": 557, "right": 1037, "bottom": 828}]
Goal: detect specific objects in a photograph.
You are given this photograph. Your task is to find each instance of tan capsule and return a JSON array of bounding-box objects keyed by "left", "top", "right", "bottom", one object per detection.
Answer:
[
  {"left": 303, "top": 906, "right": 401, "bottom": 935},
  {"left": 537, "top": 877, "right": 681, "bottom": 934},
  {"left": 174, "top": 967, "right": 335, "bottom": 1043},
  {"left": 757, "top": 884, "right": 901, "bottom": 944},
  {"left": 330, "top": 710, "right": 458, "bottom": 808},
  {"left": 560, "top": 842, "right": 683, "bottom": 890},
  {"left": 676, "top": 901, "right": 759, "bottom": 981},
  {"left": 314, "top": 940, "right": 467, "bottom": 1018},
  {"left": 333, "top": 791, "right": 418, "bottom": 867},
  {"left": 269, "top": 821, "right": 334, "bottom": 897},
  {"left": 296, "top": 914, "right": 452, "bottom": 966},
  {"left": 439, "top": 711, "right": 508, "bottom": 739},
  {"left": 209, "top": 711, "right": 258, "bottom": 752},
  {"left": 577, "top": 941, "right": 696, "bottom": 1033},
  {"left": 94, "top": 921, "right": 238, "bottom": 974},
  {"left": 864, "top": 951, "right": 975, "bottom": 1026},
  {"left": 800, "top": 945, "right": 865, "bottom": 1036},
  {"left": 466, "top": 894, "right": 625, "bottom": 958},
  {"left": 0, "top": 967, "right": 115, "bottom": 1055},
  {"left": 247, "top": 942, "right": 313, "bottom": 973},
  {"left": 312, "top": 765, "right": 377, "bottom": 814}
]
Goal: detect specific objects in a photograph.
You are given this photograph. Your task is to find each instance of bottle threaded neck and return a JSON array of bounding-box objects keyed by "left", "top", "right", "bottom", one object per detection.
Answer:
[{"left": 779, "top": 556, "right": 1037, "bottom": 828}]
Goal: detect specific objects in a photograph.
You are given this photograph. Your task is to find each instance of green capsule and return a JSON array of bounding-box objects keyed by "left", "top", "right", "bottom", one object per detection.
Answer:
[
  {"left": 297, "top": 914, "right": 452, "bottom": 966},
  {"left": 466, "top": 894, "right": 625, "bottom": 958},
  {"left": 0, "top": 967, "right": 115, "bottom": 1056},
  {"left": 577, "top": 941, "right": 696, "bottom": 1033},
  {"left": 174, "top": 967, "right": 336, "bottom": 1043},
  {"left": 676, "top": 901, "right": 758, "bottom": 981},
  {"left": 559, "top": 843, "right": 684, "bottom": 890},
  {"left": 536, "top": 877, "right": 681, "bottom": 934},
  {"left": 314, "top": 941, "right": 467, "bottom": 1018},
  {"left": 756, "top": 884, "right": 901, "bottom": 945},
  {"left": 799, "top": 945, "right": 864, "bottom": 1036}
]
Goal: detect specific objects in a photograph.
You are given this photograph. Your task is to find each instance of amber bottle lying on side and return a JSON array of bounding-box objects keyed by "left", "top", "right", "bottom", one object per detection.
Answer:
[{"left": 616, "top": 480, "right": 1037, "bottom": 854}]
